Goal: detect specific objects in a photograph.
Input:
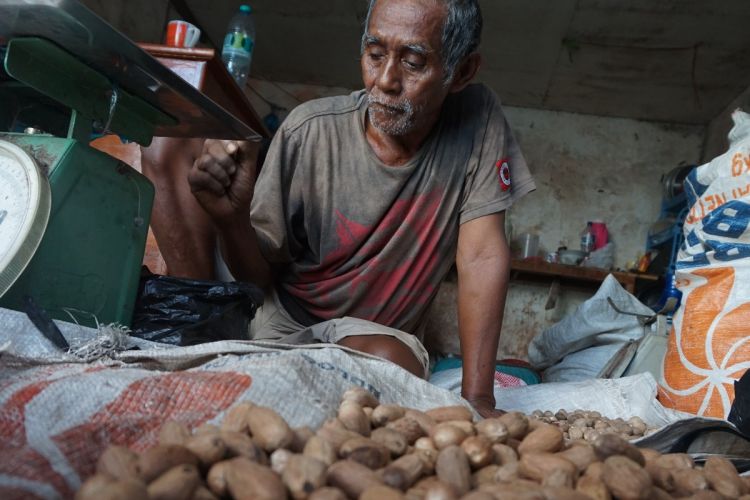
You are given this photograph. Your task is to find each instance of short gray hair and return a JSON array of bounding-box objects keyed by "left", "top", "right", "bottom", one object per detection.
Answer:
[{"left": 361, "top": 0, "right": 483, "bottom": 83}]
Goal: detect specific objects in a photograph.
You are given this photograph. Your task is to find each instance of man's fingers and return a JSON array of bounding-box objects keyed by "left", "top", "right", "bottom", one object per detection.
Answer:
[
  {"left": 195, "top": 153, "right": 233, "bottom": 188},
  {"left": 188, "top": 168, "right": 226, "bottom": 196},
  {"left": 204, "top": 140, "right": 239, "bottom": 170}
]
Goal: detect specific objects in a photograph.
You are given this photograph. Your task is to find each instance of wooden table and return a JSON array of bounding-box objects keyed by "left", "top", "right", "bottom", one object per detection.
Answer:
[{"left": 510, "top": 259, "right": 660, "bottom": 309}]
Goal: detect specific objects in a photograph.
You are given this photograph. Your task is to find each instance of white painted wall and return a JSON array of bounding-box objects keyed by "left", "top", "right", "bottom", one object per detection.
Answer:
[
  {"left": 504, "top": 106, "right": 703, "bottom": 268},
  {"left": 497, "top": 107, "right": 703, "bottom": 359}
]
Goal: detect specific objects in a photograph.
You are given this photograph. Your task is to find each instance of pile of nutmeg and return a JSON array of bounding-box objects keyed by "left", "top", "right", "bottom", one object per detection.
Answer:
[
  {"left": 78, "top": 387, "right": 750, "bottom": 499},
  {"left": 528, "top": 409, "right": 659, "bottom": 442}
]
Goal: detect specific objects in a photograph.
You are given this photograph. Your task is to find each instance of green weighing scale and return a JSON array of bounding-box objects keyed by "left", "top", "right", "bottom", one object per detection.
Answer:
[{"left": 0, "top": 0, "right": 260, "bottom": 327}]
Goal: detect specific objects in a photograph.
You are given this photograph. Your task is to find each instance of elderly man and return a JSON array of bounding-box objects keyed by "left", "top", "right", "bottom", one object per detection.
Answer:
[{"left": 188, "top": 0, "right": 534, "bottom": 417}]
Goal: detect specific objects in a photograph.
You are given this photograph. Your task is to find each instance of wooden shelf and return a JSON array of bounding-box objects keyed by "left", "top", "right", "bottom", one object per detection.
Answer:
[
  {"left": 137, "top": 42, "right": 271, "bottom": 139},
  {"left": 510, "top": 258, "right": 659, "bottom": 294}
]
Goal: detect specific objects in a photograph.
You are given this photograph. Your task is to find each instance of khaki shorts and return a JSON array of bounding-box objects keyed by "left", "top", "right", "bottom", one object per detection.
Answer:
[{"left": 249, "top": 288, "right": 430, "bottom": 378}]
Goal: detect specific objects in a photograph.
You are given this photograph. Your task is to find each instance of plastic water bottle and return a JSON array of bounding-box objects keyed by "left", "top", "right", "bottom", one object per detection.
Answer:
[
  {"left": 222, "top": 4, "right": 255, "bottom": 87},
  {"left": 580, "top": 221, "right": 595, "bottom": 254}
]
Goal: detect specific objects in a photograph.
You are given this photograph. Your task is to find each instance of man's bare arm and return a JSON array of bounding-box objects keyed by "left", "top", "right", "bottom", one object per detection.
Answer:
[
  {"left": 188, "top": 139, "right": 273, "bottom": 287},
  {"left": 456, "top": 212, "right": 510, "bottom": 418}
]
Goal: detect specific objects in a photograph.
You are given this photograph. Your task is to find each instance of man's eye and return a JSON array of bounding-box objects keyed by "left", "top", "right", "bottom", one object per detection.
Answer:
[
  {"left": 403, "top": 59, "right": 424, "bottom": 70},
  {"left": 368, "top": 52, "right": 385, "bottom": 61}
]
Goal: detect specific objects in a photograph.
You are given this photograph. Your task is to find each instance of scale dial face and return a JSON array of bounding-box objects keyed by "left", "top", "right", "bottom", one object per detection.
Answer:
[{"left": 0, "top": 140, "right": 51, "bottom": 297}]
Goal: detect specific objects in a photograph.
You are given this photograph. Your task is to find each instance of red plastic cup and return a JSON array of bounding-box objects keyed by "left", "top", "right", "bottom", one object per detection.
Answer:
[
  {"left": 591, "top": 221, "right": 609, "bottom": 250},
  {"left": 165, "top": 20, "right": 201, "bottom": 48}
]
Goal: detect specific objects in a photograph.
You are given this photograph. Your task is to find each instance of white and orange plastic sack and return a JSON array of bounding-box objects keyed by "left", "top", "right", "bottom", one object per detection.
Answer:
[{"left": 659, "top": 109, "right": 750, "bottom": 418}]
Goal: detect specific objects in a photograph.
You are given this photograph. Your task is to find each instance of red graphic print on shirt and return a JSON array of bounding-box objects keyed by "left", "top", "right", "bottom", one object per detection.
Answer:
[
  {"left": 496, "top": 159, "right": 511, "bottom": 191},
  {"left": 289, "top": 191, "right": 445, "bottom": 326}
]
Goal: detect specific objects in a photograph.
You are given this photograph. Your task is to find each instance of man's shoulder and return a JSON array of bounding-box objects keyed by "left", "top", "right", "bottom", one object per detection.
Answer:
[
  {"left": 282, "top": 90, "right": 366, "bottom": 135},
  {"left": 439, "top": 83, "right": 507, "bottom": 138},
  {"left": 451, "top": 83, "right": 503, "bottom": 112}
]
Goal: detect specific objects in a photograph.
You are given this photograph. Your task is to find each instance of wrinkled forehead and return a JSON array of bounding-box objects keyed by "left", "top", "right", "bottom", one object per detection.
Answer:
[{"left": 366, "top": 0, "right": 447, "bottom": 48}]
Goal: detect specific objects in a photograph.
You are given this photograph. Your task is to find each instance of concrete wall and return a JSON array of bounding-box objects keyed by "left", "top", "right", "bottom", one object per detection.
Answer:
[
  {"left": 80, "top": 0, "right": 170, "bottom": 43},
  {"left": 496, "top": 107, "right": 703, "bottom": 359},
  {"left": 703, "top": 85, "right": 750, "bottom": 162},
  {"left": 245, "top": 78, "right": 705, "bottom": 360},
  {"left": 504, "top": 108, "right": 703, "bottom": 268}
]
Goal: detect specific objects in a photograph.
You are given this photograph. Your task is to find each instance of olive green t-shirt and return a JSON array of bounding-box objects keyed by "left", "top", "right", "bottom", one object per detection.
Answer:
[{"left": 250, "top": 83, "right": 535, "bottom": 333}]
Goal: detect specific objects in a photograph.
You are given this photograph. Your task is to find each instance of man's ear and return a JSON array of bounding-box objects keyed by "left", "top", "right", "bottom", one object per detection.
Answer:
[{"left": 449, "top": 53, "right": 482, "bottom": 93}]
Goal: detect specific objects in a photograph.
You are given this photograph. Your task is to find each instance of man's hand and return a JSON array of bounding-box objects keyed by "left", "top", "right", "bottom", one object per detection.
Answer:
[
  {"left": 188, "top": 139, "right": 260, "bottom": 224},
  {"left": 456, "top": 213, "right": 511, "bottom": 421},
  {"left": 464, "top": 395, "right": 506, "bottom": 419}
]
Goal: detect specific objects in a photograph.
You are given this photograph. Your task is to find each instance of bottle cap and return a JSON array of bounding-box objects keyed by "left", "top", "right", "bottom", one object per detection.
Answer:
[{"left": 240, "top": 4, "right": 252, "bottom": 13}]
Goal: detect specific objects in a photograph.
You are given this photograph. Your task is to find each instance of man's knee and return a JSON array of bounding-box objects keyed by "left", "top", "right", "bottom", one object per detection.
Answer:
[{"left": 337, "top": 335, "right": 424, "bottom": 378}]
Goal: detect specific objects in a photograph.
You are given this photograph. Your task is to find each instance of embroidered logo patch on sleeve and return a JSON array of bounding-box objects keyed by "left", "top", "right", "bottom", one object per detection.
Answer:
[{"left": 496, "top": 159, "right": 511, "bottom": 191}]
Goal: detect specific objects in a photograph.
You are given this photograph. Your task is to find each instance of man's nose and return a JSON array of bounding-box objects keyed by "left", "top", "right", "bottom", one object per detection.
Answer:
[{"left": 376, "top": 56, "right": 402, "bottom": 94}]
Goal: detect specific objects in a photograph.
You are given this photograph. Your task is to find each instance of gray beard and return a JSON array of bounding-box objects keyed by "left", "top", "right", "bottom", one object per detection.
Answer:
[{"left": 367, "top": 93, "right": 419, "bottom": 136}]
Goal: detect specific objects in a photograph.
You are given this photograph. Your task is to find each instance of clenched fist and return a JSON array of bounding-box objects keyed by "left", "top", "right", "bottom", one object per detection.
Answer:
[{"left": 188, "top": 139, "right": 261, "bottom": 224}]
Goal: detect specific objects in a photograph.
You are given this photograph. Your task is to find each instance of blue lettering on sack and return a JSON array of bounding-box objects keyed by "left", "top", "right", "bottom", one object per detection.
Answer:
[
  {"left": 684, "top": 170, "right": 708, "bottom": 206},
  {"left": 707, "top": 240, "right": 750, "bottom": 262},
  {"left": 686, "top": 229, "right": 700, "bottom": 247},
  {"left": 677, "top": 253, "right": 710, "bottom": 269},
  {"left": 701, "top": 200, "right": 750, "bottom": 239},
  {"left": 300, "top": 353, "right": 380, "bottom": 398},
  {"left": 200, "top": 351, "right": 282, "bottom": 369}
]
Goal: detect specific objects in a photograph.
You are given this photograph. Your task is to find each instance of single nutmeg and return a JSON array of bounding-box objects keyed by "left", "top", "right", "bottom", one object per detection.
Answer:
[
  {"left": 518, "top": 424, "right": 564, "bottom": 455},
  {"left": 430, "top": 423, "right": 469, "bottom": 450},
  {"left": 303, "top": 435, "right": 337, "bottom": 467},
  {"left": 95, "top": 445, "right": 142, "bottom": 482},
  {"left": 147, "top": 463, "right": 201, "bottom": 500},
  {"left": 474, "top": 418, "right": 508, "bottom": 444},
  {"left": 246, "top": 406, "right": 294, "bottom": 452},
  {"left": 371, "top": 404, "right": 406, "bottom": 427},
  {"left": 425, "top": 405, "right": 473, "bottom": 423},
  {"left": 435, "top": 445, "right": 471, "bottom": 495},
  {"left": 601, "top": 455, "right": 652, "bottom": 500},
  {"left": 341, "top": 386, "right": 380, "bottom": 408},
  {"left": 371, "top": 427, "right": 408, "bottom": 457},
  {"left": 338, "top": 400, "right": 371, "bottom": 436},
  {"left": 461, "top": 435, "right": 494, "bottom": 469},
  {"left": 225, "top": 457, "right": 287, "bottom": 500},
  {"left": 592, "top": 432, "right": 644, "bottom": 466},
  {"left": 281, "top": 454, "right": 328, "bottom": 500},
  {"left": 498, "top": 412, "right": 529, "bottom": 439}
]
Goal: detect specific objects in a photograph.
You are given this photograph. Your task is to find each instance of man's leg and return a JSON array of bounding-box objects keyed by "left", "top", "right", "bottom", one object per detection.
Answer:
[
  {"left": 305, "top": 317, "right": 430, "bottom": 378},
  {"left": 337, "top": 335, "right": 424, "bottom": 378},
  {"left": 250, "top": 294, "right": 430, "bottom": 378}
]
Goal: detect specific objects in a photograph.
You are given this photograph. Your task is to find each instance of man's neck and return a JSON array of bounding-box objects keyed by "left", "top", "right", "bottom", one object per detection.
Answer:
[{"left": 364, "top": 110, "right": 441, "bottom": 166}]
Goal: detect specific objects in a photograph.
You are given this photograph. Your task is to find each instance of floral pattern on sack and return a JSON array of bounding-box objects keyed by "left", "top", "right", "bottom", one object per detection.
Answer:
[{"left": 659, "top": 266, "right": 750, "bottom": 417}]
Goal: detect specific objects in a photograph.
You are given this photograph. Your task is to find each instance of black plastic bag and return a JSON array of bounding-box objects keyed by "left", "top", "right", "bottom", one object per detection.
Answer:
[
  {"left": 728, "top": 368, "right": 750, "bottom": 438},
  {"left": 130, "top": 270, "right": 264, "bottom": 346}
]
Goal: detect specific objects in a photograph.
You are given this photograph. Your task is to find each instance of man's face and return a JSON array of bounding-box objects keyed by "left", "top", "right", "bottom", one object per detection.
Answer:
[{"left": 361, "top": 0, "right": 451, "bottom": 137}]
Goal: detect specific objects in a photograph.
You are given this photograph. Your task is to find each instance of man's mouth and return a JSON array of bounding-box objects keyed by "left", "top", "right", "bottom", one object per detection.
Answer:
[{"left": 370, "top": 102, "right": 404, "bottom": 115}]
